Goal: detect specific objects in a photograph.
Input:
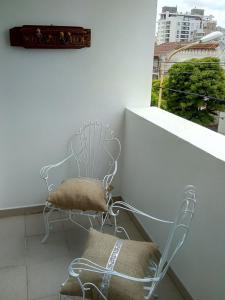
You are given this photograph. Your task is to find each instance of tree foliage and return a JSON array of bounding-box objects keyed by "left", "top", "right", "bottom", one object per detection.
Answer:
[
  {"left": 151, "top": 77, "right": 168, "bottom": 110},
  {"left": 165, "top": 57, "right": 225, "bottom": 125}
]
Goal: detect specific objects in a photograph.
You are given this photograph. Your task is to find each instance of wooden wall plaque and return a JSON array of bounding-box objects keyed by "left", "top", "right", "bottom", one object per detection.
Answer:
[{"left": 10, "top": 25, "right": 91, "bottom": 49}]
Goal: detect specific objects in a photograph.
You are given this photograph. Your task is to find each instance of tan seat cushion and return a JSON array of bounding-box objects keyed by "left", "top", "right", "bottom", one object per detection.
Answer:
[
  {"left": 48, "top": 178, "right": 107, "bottom": 212},
  {"left": 60, "top": 229, "right": 157, "bottom": 300}
]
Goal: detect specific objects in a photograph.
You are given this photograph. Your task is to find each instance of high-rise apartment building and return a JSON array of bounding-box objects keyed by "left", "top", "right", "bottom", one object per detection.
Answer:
[
  {"left": 157, "top": 6, "right": 216, "bottom": 45},
  {"left": 203, "top": 15, "right": 217, "bottom": 35}
]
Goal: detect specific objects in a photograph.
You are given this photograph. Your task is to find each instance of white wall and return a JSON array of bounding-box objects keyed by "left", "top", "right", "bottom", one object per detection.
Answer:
[
  {"left": 0, "top": 0, "right": 157, "bottom": 208},
  {"left": 121, "top": 107, "right": 225, "bottom": 300}
]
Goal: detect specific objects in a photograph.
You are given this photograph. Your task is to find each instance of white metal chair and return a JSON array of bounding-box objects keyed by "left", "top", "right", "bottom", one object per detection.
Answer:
[
  {"left": 40, "top": 121, "right": 121, "bottom": 243},
  {"left": 62, "top": 185, "right": 196, "bottom": 300}
]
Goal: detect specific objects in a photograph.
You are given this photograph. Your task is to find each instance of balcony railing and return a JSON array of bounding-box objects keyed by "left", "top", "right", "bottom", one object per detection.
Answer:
[{"left": 121, "top": 107, "right": 225, "bottom": 300}]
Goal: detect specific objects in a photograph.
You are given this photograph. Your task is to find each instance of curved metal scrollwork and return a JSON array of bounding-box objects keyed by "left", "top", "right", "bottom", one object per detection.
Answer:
[
  {"left": 62, "top": 185, "right": 197, "bottom": 300},
  {"left": 40, "top": 121, "right": 121, "bottom": 243}
]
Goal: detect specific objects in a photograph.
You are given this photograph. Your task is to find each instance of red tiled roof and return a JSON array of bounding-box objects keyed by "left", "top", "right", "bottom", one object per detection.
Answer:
[
  {"left": 187, "top": 43, "right": 219, "bottom": 50},
  {"left": 154, "top": 42, "right": 219, "bottom": 57},
  {"left": 154, "top": 42, "right": 185, "bottom": 57}
]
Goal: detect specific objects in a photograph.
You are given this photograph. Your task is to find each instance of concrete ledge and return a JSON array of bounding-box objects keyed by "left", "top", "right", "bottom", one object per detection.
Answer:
[
  {"left": 122, "top": 107, "right": 225, "bottom": 299},
  {"left": 128, "top": 107, "right": 225, "bottom": 162}
]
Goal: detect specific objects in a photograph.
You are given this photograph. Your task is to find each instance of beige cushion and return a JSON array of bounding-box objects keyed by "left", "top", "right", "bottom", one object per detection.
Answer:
[
  {"left": 48, "top": 178, "right": 107, "bottom": 212},
  {"left": 60, "top": 229, "right": 157, "bottom": 300}
]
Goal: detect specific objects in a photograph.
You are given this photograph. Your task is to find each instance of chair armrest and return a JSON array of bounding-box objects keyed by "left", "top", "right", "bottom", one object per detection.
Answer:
[
  {"left": 69, "top": 257, "right": 159, "bottom": 283},
  {"left": 40, "top": 153, "right": 74, "bottom": 192},
  {"left": 102, "top": 136, "right": 121, "bottom": 189},
  {"left": 109, "top": 201, "right": 174, "bottom": 224},
  {"left": 103, "top": 160, "right": 118, "bottom": 190},
  {"left": 40, "top": 153, "right": 74, "bottom": 180}
]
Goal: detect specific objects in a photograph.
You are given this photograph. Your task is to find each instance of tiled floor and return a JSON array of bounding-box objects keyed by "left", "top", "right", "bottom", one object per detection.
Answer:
[{"left": 0, "top": 211, "right": 185, "bottom": 300}]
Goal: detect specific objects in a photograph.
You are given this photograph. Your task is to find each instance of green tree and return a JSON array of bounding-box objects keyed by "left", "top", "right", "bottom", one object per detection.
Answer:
[{"left": 166, "top": 57, "right": 225, "bottom": 125}]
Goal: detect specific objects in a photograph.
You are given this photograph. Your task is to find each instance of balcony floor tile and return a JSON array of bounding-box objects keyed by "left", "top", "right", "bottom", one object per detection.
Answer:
[
  {"left": 0, "top": 211, "right": 185, "bottom": 300},
  {"left": 0, "top": 265, "right": 27, "bottom": 300}
]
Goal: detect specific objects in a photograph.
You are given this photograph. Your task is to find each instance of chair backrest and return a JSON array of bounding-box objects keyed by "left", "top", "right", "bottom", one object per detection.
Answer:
[
  {"left": 156, "top": 185, "right": 196, "bottom": 280},
  {"left": 108, "top": 185, "right": 196, "bottom": 298},
  {"left": 68, "top": 121, "right": 121, "bottom": 187}
]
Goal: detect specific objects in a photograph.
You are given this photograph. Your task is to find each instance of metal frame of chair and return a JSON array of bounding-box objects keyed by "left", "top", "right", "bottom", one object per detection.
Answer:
[
  {"left": 63, "top": 185, "right": 196, "bottom": 300},
  {"left": 40, "top": 121, "right": 121, "bottom": 243}
]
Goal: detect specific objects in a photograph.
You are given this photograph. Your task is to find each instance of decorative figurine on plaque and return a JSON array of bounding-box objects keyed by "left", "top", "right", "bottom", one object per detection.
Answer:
[{"left": 10, "top": 25, "right": 91, "bottom": 49}]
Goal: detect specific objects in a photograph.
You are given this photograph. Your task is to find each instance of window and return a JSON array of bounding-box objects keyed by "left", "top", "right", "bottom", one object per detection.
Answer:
[{"left": 182, "top": 26, "right": 190, "bottom": 30}]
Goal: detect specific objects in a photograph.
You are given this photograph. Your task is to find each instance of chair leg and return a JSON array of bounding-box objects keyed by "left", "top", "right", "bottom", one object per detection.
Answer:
[
  {"left": 88, "top": 216, "right": 94, "bottom": 228},
  {"left": 100, "top": 212, "right": 113, "bottom": 232},
  {"left": 112, "top": 214, "right": 130, "bottom": 239},
  {"left": 105, "top": 213, "right": 113, "bottom": 226},
  {"left": 41, "top": 205, "right": 52, "bottom": 243}
]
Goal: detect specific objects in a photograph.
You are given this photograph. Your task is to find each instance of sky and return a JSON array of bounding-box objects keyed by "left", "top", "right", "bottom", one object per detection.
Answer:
[{"left": 157, "top": 0, "right": 225, "bottom": 27}]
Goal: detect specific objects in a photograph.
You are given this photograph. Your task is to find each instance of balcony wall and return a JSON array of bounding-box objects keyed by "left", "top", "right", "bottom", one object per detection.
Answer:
[
  {"left": 0, "top": 0, "right": 157, "bottom": 208},
  {"left": 121, "top": 107, "right": 225, "bottom": 300}
]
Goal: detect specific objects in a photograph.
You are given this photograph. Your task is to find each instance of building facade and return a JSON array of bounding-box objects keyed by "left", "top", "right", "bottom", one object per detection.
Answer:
[
  {"left": 203, "top": 15, "right": 217, "bottom": 36},
  {"left": 153, "top": 42, "right": 225, "bottom": 79},
  {"left": 157, "top": 6, "right": 217, "bottom": 45}
]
